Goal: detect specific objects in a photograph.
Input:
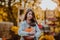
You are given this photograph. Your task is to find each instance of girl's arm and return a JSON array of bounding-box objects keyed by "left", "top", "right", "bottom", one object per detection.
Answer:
[
  {"left": 35, "top": 24, "right": 41, "bottom": 37},
  {"left": 18, "top": 22, "right": 29, "bottom": 36}
]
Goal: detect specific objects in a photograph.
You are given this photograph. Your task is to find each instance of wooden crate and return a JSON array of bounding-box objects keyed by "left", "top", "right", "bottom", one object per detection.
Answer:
[{"left": 0, "top": 22, "right": 13, "bottom": 38}]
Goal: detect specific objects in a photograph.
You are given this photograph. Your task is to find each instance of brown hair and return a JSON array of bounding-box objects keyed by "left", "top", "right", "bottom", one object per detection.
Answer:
[{"left": 24, "top": 9, "right": 37, "bottom": 26}]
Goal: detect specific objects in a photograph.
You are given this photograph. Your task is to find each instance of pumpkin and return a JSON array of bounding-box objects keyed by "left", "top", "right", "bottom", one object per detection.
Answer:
[
  {"left": 23, "top": 27, "right": 35, "bottom": 40},
  {"left": 39, "top": 35, "right": 54, "bottom": 40},
  {"left": 2, "top": 37, "right": 6, "bottom": 40},
  {"left": 24, "top": 27, "right": 35, "bottom": 32},
  {"left": 11, "top": 26, "right": 18, "bottom": 34}
]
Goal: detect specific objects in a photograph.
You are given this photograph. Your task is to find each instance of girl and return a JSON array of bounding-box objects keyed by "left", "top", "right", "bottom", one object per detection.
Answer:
[{"left": 18, "top": 9, "right": 41, "bottom": 40}]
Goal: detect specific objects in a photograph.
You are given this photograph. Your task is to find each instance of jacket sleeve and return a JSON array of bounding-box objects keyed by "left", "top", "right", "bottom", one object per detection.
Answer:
[
  {"left": 18, "top": 22, "right": 29, "bottom": 36},
  {"left": 35, "top": 24, "right": 41, "bottom": 37}
]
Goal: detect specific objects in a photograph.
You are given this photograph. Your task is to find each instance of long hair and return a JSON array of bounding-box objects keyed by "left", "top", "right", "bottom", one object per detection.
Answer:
[{"left": 24, "top": 9, "right": 37, "bottom": 26}]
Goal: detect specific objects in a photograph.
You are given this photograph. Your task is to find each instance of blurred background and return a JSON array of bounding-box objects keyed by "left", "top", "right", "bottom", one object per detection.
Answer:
[{"left": 0, "top": 0, "right": 60, "bottom": 40}]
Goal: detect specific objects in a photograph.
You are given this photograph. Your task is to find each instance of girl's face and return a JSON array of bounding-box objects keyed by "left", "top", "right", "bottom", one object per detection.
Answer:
[{"left": 27, "top": 11, "right": 33, "bottom": 20}]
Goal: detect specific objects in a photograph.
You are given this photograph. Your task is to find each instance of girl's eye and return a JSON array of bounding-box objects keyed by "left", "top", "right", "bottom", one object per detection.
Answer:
[{"left": 29, "top": 13, "right": 32, "bottom": 15}]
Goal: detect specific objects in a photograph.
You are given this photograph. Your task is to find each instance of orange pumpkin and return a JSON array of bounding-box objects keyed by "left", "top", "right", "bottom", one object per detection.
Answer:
[
  {"left": 24, "top": 27, "right": 34, "bottom": 32},
  {"left": 24, "top": 27, "right": 35, "bottom": 40},
  {"left": 2, "top": 37, "right": 6, "bottom": 40}
]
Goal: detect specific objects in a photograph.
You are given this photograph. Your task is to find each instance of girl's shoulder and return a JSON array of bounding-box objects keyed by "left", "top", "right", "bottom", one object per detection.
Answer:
[{"left": 19, "top": 21, "right": 26, "bottom": 25}]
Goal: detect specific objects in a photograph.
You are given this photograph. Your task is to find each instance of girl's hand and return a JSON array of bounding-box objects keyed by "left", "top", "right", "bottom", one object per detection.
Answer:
[
  {"left": 29, "top": 29, "right": 35, "bottom": 34},
  {"left": 29, "top": 31, "right": 35, "bottom": 35},
  {"left": 26, "top": 36, "right": 34, "bottom": 39},
  {"left": 29, "top": 36, "right": 35, "bottom": 38}
]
